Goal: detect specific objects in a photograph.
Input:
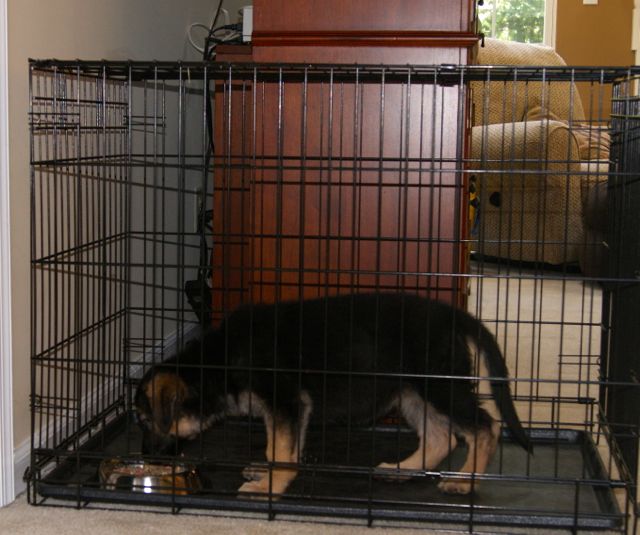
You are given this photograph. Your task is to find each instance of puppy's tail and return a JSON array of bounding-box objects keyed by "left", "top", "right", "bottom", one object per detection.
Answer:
[{"left": 459, "top": 312, "right": 533, "bottom": 454}]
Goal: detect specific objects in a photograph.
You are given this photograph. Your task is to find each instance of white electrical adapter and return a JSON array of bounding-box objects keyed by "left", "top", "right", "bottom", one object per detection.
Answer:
[{"left": 240, "top": 5, "right": 253, "bottom": 43}]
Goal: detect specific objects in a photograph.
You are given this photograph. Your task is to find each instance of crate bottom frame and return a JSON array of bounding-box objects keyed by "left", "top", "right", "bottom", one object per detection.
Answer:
[{"left": 28, "top": 414, "right": 626, "bottom": 531}]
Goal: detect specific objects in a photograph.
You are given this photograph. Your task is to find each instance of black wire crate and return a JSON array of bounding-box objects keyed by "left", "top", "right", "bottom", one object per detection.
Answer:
[{"left": 29, "top": 60, "right": 640, "bottom": 533}]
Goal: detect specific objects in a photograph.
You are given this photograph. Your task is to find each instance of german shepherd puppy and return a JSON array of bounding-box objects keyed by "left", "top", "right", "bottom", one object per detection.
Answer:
[{"left": 135, "top": 293, "right": 531, "bottom": 497}]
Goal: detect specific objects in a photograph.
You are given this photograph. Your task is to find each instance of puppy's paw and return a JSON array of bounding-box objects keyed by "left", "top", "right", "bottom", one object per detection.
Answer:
[
  {"left": 237, "top": 470, "right": 294, "bottom": 500},
  {"left": 437, "top": 478, "right": 474, "bottom": 495},
  {"left": 242, "top": 464, "right": 268, "bottom": 482},
  {"left": 237, "top": 479, "right": 274, "bottom": 500},
  {"left": 374, "top": 462, "right": 413, "bottom": 482}
]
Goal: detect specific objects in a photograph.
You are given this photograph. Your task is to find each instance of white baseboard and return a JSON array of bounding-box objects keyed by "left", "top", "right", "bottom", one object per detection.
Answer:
[
  {"left": 13, "top": 322, "right": 201, "bottom": 502},
  {"left": 12, "top": 440, "right": 29, "bottom": 498}
]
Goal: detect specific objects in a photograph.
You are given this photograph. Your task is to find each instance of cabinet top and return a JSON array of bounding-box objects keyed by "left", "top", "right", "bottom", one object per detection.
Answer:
[{"left": 252, "top": 0, "right": 476, "bottom": 34}]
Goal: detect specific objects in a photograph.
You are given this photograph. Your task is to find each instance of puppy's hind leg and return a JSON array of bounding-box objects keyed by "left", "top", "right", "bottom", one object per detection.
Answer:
[
  {"left": 377, "top": 389, "right": 457, "bottom": 481},
  {"left": 437, "top": 411, "right": 499, "bottom": 495}
]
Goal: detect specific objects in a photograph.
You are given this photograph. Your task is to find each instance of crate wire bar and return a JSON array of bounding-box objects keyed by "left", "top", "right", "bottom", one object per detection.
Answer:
[{"left": 28, "top": 60, "right": 640, "bottom": 533}]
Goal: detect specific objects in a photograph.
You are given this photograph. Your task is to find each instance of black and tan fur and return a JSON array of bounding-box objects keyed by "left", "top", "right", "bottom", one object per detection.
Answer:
[{"left": 135, "top": 293, "right": 531, "bottom": 497}]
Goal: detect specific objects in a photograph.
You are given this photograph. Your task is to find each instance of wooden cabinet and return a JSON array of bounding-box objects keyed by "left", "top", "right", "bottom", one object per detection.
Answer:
[
  {"left": 211, "top": 1, "right": 478, "bottom": 318},
  {"left": 250, "top": 0, "right": 477, "bottom": 64}
]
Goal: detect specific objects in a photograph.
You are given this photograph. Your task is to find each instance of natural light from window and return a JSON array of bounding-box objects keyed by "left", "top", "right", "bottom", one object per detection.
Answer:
[{"left": 478, "top": 0, "right": 546, "bottom": 44}]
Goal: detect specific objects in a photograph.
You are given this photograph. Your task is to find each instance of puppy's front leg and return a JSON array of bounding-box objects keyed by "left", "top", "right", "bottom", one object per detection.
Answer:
[{"left": 238, "top": 415, "right": 298, "bottom": 498}]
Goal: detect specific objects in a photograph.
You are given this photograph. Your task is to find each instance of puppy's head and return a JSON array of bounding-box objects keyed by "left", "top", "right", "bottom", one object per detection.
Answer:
[{"left": 134, "top": 369, "right": 201, "bottom": 454}]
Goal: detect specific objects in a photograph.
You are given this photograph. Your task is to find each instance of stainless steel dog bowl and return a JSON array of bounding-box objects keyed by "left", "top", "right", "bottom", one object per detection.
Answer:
[{"left": 99, "top": 458, "right": 201, "bottom": 495}]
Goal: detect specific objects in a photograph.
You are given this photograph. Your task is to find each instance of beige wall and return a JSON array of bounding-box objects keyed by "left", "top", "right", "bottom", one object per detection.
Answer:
[
  {"left": 556, "top": 0, "right": 634, "bottom": 66},
  {"left": 7, "top": 0, "right": 246, "bottom": 453},
  {"left": 556, "top": 0, "right": 634, "bottom": 119}
]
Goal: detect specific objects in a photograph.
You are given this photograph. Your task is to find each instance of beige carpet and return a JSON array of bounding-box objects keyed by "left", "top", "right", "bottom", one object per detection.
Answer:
[
  {"left": 0, "top": 492, "right": 525, "bottom": 535},
  {"left": 0, "top": 492, "right": 424, "bottom": 535}
]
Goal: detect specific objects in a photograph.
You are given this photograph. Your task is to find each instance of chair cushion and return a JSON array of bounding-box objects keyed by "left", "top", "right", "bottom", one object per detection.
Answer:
[{"left": 470, "top": 120, "right": 583, "bottom": 264}]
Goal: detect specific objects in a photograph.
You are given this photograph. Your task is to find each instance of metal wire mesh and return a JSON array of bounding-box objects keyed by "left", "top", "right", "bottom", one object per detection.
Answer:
[{"left": 28, "top": 60, "right": 640, "bottom": 533}]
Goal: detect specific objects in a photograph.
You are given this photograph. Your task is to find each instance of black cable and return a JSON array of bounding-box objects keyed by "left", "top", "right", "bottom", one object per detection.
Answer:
[
  {"left": 204, "top": 25, "right": 243, "bottom": 61},
  {"left": 186, "top": 3, "right": 226, "bottom": 325},
  {"left": 188, "top": 8, "right": 244, "bottom": 323},
  {"left": 209, "top": 0, "right": 225, "bottom": 44}
]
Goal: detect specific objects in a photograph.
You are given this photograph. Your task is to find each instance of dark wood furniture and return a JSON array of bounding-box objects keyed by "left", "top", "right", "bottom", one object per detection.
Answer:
[{"left": 212, "top": 1, "right": 478, "bottom": 317}]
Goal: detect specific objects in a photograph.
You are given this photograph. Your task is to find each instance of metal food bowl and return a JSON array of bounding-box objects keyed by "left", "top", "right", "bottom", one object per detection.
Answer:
[{"left": 99, "top": 458, "right": 202, "bottom": 495}]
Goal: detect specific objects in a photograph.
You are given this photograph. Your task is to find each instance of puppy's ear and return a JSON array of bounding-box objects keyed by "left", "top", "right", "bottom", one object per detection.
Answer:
[{"left": 145, "top": 373, "right": 187, "bottom": 434}]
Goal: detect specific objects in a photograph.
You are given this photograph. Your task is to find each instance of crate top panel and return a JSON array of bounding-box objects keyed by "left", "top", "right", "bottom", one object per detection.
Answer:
[{"left": 28, "top": 59, "right": 638, "bottom": 85}]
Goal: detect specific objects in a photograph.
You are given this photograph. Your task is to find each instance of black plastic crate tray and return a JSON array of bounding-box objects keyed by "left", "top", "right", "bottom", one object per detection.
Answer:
[{"left": 33, "top": 416, "right": 623, "bottom": 530}]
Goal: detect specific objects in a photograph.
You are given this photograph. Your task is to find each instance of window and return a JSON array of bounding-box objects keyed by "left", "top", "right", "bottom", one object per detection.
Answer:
[{"left": 478, "top": 0, "right": 556, "bottom": 46}]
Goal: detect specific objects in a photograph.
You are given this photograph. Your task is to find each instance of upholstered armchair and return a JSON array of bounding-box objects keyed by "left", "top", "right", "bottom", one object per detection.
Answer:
[{"left": 470, "top": 38, "right": 609, "bottom": 271}]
